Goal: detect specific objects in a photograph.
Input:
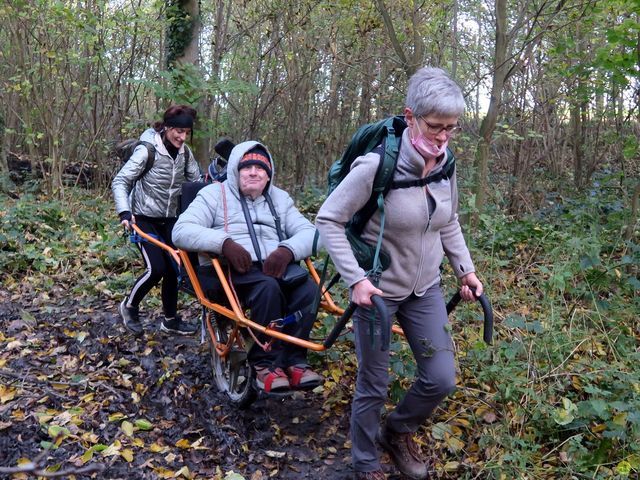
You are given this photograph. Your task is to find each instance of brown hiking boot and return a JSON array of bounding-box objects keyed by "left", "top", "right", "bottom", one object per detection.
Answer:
[
  {"left": 378, "top": 424, "right": 429, "bottom": 480},
  {"left": 354, "top": 470, "right": 386, "bottom": 480}
]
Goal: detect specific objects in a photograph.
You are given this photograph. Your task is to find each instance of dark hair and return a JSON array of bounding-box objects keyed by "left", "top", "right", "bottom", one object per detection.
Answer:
[{"left": 153, "top": 105, "right": 197, "bottom": 132}]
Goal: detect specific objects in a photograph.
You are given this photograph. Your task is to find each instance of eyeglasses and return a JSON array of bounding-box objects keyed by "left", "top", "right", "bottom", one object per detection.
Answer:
[{"left": 419, "top": 117, "right": 462, "bottom": 137}]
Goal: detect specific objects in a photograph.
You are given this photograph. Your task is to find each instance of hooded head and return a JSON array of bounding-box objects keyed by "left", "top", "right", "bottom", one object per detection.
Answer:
[
  {"left": 238, "top": 146, "right": 272, "bottom": 178},
  {"left": 226, "top": 141, "right": 275, "bottom": 200}
]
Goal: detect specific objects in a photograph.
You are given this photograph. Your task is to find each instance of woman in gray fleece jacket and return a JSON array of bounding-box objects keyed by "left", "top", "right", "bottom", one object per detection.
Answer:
[{"left": 316, "top": 67, "right": 483, "bottom": 480}]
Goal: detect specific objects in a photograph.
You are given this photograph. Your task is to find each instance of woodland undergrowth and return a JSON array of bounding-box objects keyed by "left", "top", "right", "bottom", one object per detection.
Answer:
[{"left": 0, "top": 173, "right": 638, "bottom": 479}]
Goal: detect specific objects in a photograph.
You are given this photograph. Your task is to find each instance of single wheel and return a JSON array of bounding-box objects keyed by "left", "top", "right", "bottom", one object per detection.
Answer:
[{"left": 204, "top": 308, "right": 257, "bottom": 408}]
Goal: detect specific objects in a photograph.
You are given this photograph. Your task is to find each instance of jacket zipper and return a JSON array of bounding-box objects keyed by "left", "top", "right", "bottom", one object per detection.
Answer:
[{"left": 411, "top": 187, "right": 432, "bottom": 292}]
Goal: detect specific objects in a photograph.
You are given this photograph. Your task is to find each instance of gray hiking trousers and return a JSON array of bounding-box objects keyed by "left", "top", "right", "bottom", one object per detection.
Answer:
[{"left": 350, "top": 283, "right": 456, "bottom": 473}]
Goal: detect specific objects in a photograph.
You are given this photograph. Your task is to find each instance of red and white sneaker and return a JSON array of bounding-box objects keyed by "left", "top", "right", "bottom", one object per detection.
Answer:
[
  {"left": 255, "top": 366, "right": 290, "bottom": 393},
  {"left": 286, "top": 365, "right": 323, "bottom": 389}
]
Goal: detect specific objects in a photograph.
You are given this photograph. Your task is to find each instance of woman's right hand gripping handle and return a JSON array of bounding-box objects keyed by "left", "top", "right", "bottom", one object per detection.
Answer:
[
  {"left": 323, "top": 278, "right": 390, "bottom": 351},
  {"left": 119, "top": 211, "right": 136, "bottom": 232},
  {"left": 351, "top": 278, "right": 383, "bottom": 307}
]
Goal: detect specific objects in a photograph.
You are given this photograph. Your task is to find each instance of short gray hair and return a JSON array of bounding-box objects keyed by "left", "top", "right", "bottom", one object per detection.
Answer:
[{"left": 405, "top": 67, "right": 465, "bottom": 118}]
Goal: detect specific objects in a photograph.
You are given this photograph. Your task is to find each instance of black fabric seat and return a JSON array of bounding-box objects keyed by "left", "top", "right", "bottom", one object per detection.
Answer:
[{"left": 178, "top": 182, "right": 209, "bottom": 296}]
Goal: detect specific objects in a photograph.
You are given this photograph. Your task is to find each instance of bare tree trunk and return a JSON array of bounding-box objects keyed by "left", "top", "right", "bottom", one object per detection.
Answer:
[
  {"left": 0, "top": 111, "right": 10, "bottom": 187},
  {"left": 358, "top": 54, "right": 374, "bottom": 125},
  {"left": 473, "top": 0, "right": 508, "bottom": 223},
  {"left": 180, "top": 0, "right": 200, "bottom": 65},
  {"left": 451, "top": 0, "right": 458, "bottom": 79},
  {"left": 207, "top": 0, "right": 232, "bottom": 160},
  {"left": 570, "top": 101, "right": 585, "bottom": 189},
  {"left": 168, "top": 0, "right": 206, "bottom": 165},
  {"left": 625, "top": 183, "right": 640, "bottom": 241}
]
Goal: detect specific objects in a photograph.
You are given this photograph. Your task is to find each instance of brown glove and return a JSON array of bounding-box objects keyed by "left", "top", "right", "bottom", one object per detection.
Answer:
[
  {"left": 263, "top": 246, "right": 293, "bottom": 278},
  {"left": 222, "top": 239, "right": 252, "bottom": 273}
]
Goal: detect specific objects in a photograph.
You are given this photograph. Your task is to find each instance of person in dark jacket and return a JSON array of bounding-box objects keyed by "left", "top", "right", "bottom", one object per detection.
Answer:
[
  {"left": 172, "top": 141, "right": 322, "bottom": 393},
  {"left": 316, "top": 67, "right": 484, "bottom": 480},
  {"left": 112, "top": 105, "right": 200, "bottom": 336}
]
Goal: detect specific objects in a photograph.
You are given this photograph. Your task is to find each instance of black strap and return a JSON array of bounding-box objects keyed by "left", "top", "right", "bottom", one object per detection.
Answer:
[
  {"left": 135, "top": 141, "right": 156, "bottom": 182},
  {"left": 349, "top": 143, "right": 388, "bottom": 235},
  {"left": 184, "top": 146, "right": 193, "bottom": 179},
  {"left": 263, "top": 192, "right": 285, "bottom": 242},
  {"left": 239, "top": 192, "right": 287, "bottom": 264},
  {"left": 309, "top": 254, "right": 330, "bottom": 320},
  {"left": 239, "top": 196, "right": 263, "bottom": 264},
  {"left": 390, "top": 158, "right": 455, "bottom": 190}
]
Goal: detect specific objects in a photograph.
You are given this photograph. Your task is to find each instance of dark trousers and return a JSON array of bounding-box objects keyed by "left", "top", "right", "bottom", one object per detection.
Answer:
[
  {"left": 198, "top": 264, "right": 317, "bottom": 369},
  {"left": 351, "top": 284, "right": 457, "bottom": 472},
  {"left": 126, "top": 217, "right": 178, "bottom": 318}
]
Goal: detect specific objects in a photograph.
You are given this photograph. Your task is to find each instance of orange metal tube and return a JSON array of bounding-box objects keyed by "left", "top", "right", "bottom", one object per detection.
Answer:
[
  {"left": 127, "top": 228, "right": 381, "bottom": 349},
  {"left": 304, "top": 258, "right": 344, "bottom": 315},
  {"left": 208, "top": 257, "right": 327, "bottom": 351},
  {"left": 131, "top": 224, "right": 181, "bottom": 265}
]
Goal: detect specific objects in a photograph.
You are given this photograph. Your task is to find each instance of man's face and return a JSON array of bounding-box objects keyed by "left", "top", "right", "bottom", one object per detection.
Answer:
[
  {"left": 165, "top": 127, "right": 190, "bottom": 149},
  {"left": 238, "top": 164, "right": 269, "bottom": 199}
]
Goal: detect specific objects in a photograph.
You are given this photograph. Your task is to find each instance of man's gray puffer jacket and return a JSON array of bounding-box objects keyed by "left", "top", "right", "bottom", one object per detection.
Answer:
[
  {"left": 112, "top": 128, "right": 200, "bottom": 219},
  {"left": 172, "top": 141, "right": 315, "bottom": 266}
]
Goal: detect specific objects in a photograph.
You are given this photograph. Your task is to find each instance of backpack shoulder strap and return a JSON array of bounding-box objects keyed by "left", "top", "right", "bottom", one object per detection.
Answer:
[
  {"left": 349, "top": 143, "right": 398, "bottom": 235},
  {"left": 136, "top": 141, "right": 156, "bottom": 182},
  {"left": 349, "top": 117, "right": 405, "bottom": 235},
  {"left": 183, "top": 145, "right": 193, "bottom": 178}
]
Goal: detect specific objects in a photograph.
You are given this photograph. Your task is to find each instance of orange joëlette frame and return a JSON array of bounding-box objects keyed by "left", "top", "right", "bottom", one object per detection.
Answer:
[{"left": 130, "top": 224, "right": 358, "bottom": 352}]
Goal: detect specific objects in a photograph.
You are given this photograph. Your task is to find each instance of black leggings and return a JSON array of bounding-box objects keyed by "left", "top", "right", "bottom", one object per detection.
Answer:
[{"left": 125, "top": 217, "right": 178, "bottom": 318}]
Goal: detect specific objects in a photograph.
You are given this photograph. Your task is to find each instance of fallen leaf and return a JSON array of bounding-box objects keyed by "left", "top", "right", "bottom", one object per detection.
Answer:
[
  {"left": 265, "top": 450, "right": 286, "bottom": 459},
  {"left": 224, "top": 472, "right": 246, "bottom": 480},
  {"left": 0, "top": 385, "right": 17, "bottom": 403},
  {"left": 444, "top": 461, "right": 460, "bottom": 471},
  {"left": 121, "top": 420, "right": 134, "bottom": 437},
  {"left": 446, "top": 436, "right": 465, "bottom": 452},
  {"left": 121, "top": 448, "right": 134, "bottom": 462},
  {"left": 174, "top": 466, "right": 190, "bottom": 478},
  {"left": 135, "top": 418, "right": 153, "bottom": 430},
  {"left": 149, "top": 443, "right": 166, "bottom": 453},
  {"left": 176, "top": 438, "right": 191, "bottom": 449}
]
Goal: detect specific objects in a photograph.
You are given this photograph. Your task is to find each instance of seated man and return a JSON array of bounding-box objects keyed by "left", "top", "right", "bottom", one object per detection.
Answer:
[{"left": 172, "top": 141, "right": 322, "bottom": 393}]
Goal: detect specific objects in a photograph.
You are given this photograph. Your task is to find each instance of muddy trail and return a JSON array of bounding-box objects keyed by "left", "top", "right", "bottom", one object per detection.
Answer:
[{"left": 0, "top": 285, "right": 405, "bottom": 479}]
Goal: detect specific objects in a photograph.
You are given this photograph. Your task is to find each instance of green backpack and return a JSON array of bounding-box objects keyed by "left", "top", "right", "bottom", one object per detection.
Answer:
[{"left": 327, "top": 115, "right": 456, "bottom": 278}]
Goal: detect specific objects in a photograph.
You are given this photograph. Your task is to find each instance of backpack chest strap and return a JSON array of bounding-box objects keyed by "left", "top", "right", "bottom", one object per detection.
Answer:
[{"left": 390, "top": 157, "right": 455, "bottom": 190}]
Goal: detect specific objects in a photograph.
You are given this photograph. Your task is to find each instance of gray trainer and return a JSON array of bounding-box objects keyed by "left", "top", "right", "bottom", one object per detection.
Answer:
[
  {"left": 119, "top": 298, "right": 143, "bottom": 336},
  {"left": 378, "top": 424, "right": 429, "bottom": 480},
  {"left": 160, "top": 316, "right": 197, "bottom": 335}
]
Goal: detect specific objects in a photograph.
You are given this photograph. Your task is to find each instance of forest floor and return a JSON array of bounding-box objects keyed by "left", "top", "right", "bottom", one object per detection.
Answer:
[{"left": 0, "top": 284, "right": 408, "bottom": 480}]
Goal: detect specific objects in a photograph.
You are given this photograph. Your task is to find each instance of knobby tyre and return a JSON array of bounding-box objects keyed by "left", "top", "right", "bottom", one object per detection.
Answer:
[{"left": 204, "top": 308, "right": 257, "bottom": 408}]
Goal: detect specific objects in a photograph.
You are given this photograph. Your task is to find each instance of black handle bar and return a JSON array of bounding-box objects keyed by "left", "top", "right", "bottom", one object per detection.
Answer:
[
  {"left": 323, "top": 289, "right": 493, "bottom": 350},
  {"left": 323, "top": 294, "right": 389, "bottom": 351},
  {"left": 446, "top": 288, "right": 493, "bottom": 345}
]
